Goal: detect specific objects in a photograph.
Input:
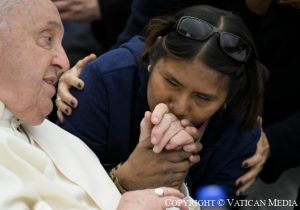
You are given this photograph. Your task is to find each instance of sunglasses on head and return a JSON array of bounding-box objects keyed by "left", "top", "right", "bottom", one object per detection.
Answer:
[{"left": 175, "top": 16, "right": 251, "bottom": 63}]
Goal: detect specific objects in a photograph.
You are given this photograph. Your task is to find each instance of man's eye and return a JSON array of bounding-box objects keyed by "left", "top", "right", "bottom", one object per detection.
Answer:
[
  {"left": 43, "top": 35, "right": 53, "bottom": 45},
  {"left": 38, "top": 33, "right": 54, "bottom": 48}
]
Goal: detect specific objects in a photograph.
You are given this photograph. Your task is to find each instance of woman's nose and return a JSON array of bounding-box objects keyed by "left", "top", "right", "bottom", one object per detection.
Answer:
[{"left": 169, "top": 98, "right": 189, "bottom": 118}]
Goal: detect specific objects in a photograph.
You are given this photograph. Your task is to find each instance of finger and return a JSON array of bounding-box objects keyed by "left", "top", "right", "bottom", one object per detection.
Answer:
[
  {"left": 57, "top": 110, "right": 64, "bottom": 123},
  {"left": 236, "top": 178, "right": 256, "bottom": 197},
  {"left": 170, "top": 160, "right": 191, "bottom": 173},
  {"left": 235, "top": 165, "right": 262, "bottom": 188},
  {"left": 55, "top": 97, "right": 72, "bottom": 116},
  {"left": 140, "top": 111, "right": 154, "bottom": 141},
  {"left": 188, "top": 154, "right": 200, "bottom": 165},
  {"left": 75, "top": 54, "right": 97, "bottom": 70},
  {"left": 153, "top": 120, "right": 182, "bottom": 153},
  {"left": 160, "top": 187, "right": 184, "bottom": 198},
  {"left": 58, "top": 54, "right": 95, "bottom": 91},
  {"left": 151, "top": 113, "right": 177, "bottom": 145},
  {"left": 61, "top": 70, "right": 85, "bottom": 89},
  {"left": 162, "top": 196, "right": 188, "bottom": 210},
  {"left": 183, "top": 142, "right": 202, "bottom": 153},
  {"left": 138, "top": 136, "right": 154, "bottom": 150},
  {"left": 163, "top": 150, "right": 191, "bottom": 163},
  {"left": 165, "top": 130, "right": 194, "bottom": 151},
  {"left": 241, "top": 153, "right": 262, "bottom": 168},
  {"left": 180, "top": 119, "right": 192, "bottom": 127},
  {"left": 184, "top": 126, "right": 200, "bottom": 142},
  {"left": 151, "top": 103, "right": 169, "bottom": 125},
  {"left": 57, "top": 85, "right": 79, "bottom": 109}
]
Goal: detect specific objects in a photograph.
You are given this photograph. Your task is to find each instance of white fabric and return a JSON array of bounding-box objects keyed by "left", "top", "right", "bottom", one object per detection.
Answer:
[
  {"left": 167, "top": 183, "right": 200, "bottom": 210},
  {"left": 0, "top": 101, "right": 121, "bottom": 210}
]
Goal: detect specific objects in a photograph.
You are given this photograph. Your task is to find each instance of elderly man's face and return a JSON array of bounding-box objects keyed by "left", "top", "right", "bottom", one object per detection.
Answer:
[{"left": 0, "top": 0, "right": 70, "bottom": 125}]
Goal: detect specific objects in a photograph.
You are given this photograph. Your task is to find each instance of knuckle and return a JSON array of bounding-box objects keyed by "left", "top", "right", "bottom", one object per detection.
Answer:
[
  {"left": 164, "top": 113, "right": 174, "bottom": 122},
  {"left": 169, "top": 121, "right": 182, "bottom": 132},
  {"left": 179, "top": 151, "right": 189, "bottom": 160},
  {"left": 151, "top": 127, "right": 160, "bottom": 138},
  {"left": 179, "top": 130, "right": 191, "bottom": 141},
  {"left": 162, "top": 163, "right": 173, "bottom": 174}
]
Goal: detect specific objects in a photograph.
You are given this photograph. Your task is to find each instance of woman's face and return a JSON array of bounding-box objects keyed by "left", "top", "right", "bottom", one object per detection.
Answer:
[{"left": 147, "top": 57, "right": 229, "bottom": 127}]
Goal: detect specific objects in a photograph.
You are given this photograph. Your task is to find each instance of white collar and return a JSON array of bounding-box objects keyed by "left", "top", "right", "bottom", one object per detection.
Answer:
[
  {"left": 0, "top": 100, "right": 22, "bottom": 128},
  {"left": 0, "top": 101, "right": 13, "bottom": 120}
]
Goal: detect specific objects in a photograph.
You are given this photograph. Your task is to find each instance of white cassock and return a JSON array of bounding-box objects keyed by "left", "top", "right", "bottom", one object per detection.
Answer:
[
  {"left": 0, "top": 101, "right": 121, "bottom": 210},
  {"left": 0, "top": 101, "right": 200, "bottom": 210}
]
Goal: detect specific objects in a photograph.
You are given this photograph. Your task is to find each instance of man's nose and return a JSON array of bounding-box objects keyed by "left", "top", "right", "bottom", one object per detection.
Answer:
[{"left": 52, "top": 46, "right": 70, "bottom": 71}]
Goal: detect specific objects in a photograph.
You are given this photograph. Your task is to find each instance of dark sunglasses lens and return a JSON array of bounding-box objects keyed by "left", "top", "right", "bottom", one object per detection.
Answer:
[
  {"left": 177, "top": 17, "right": 212, "bottom": 40},
  {"left": 220, "top": 33, "right": 250, "bottom": 62}
]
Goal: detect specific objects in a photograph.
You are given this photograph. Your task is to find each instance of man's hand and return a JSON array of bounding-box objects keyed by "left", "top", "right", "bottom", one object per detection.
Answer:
[
  {"left": 139, "top": 104, "right": 203, "bottom": 163},
  {"left": 56, "top": 54, "right": 96, "bottom": 122},
  {"left": 52, "top": 0, "right": 101, "bottom": 22},
  {"left": 117, "top": 188, "right": 188, "bottom": 210}
]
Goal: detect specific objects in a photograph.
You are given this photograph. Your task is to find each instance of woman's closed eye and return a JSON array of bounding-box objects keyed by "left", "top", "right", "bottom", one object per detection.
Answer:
[
  {"left": 194, "top": 93, "right": 213, "bottom": 102},
  {"left": 165, "top": 77, "right": 180, "bottom": 88}
]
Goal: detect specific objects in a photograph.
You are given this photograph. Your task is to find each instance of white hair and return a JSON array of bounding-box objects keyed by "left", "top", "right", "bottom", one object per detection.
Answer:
[{"left": 0, "top": 0, "right": 23, "bottom": 30}]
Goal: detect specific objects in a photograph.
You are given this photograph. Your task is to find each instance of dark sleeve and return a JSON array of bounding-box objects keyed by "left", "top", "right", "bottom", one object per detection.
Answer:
[
  {"left": 60, "top": 61, "right": 110, "bottom": 161},
  {"left": 191, "top": 120, "right": 260, "bottom": 199},
  {"left": 91, "top": 0, "right": 132, "bottom": 49},
  {"left": 212, "top": 126, "right": 260, "bottom": 198},
  {"left": 259, "top": 112, "right": 300, "bottom": 183}
]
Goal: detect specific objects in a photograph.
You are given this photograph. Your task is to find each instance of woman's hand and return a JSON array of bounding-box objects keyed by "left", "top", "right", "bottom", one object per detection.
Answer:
[
  {"left": 113, "top": 138, "right": 200, "bottom": 190},
  {"left": 235, "top": 119, "right": 270, "bottom": 196},
  {"left": 117, "top": 187, "right": 188, "bottom": 210},
  {"left": 56, "top": 54, "right": 96, "bottom": 122}
]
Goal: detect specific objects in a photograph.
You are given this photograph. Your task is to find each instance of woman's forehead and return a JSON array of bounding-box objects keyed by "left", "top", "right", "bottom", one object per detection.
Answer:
[{"left": 155, "top": 57, "right": 228, "bottom": 90}]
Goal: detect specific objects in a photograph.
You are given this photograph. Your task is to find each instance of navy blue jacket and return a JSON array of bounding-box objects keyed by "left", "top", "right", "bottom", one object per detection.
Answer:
[{"left": 60, "top": 36, "right": 260, "bottom": 198}]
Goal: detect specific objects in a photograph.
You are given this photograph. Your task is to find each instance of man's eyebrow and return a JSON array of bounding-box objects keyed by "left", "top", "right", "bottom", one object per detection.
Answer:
[{"left": 44, "top": 21, "right": 63, "bottom": 31}]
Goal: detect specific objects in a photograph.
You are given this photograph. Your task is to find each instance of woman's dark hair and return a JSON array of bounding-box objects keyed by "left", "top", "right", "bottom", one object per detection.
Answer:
[{"left": 142, "top": 5, "right": 268, "bottom": 130}]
